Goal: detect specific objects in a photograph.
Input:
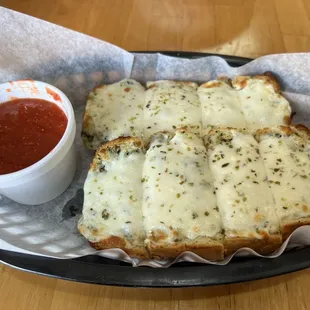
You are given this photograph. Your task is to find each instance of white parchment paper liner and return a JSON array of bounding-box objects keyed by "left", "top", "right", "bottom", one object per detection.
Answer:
[{"left": 1, "top": 7, "right": 310, "bottom": 267}]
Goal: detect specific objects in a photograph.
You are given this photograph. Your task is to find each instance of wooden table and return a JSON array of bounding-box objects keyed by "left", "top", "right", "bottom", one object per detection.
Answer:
[{"left": 1, "top": 0, "right": 310, "bottom": 309}]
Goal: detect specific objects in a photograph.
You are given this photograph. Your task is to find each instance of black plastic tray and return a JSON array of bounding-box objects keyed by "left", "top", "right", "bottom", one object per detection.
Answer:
[{"left": 1, "top": 52, "right": 310, "bottom": 287}]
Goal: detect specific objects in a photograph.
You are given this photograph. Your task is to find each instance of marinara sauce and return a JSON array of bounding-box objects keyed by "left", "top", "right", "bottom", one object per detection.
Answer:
[{"left": 0, "top": 98, "right": 68, "bottom": 175}]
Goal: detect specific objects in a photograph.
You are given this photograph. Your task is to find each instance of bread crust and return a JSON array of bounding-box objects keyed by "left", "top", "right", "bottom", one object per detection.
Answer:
[
  {"left": 255, "top": 124, "right": 310, "bottom": 143},
  {"left": 200, "top": 77, "right": 232, "bottom": 89},
  {"left": 96, "top": 136, "right": 144, "bottom": 153},
  {"left": 81, "top": 87, "right": 105, "bottom": 150},
  {"left": 282, "top": 218, "right": 310, "bottom": 240},
  {"left": 81, "top": 110, "right": 96, "bottom": 149},
  {"left": 291, "top": 124, "right": 310, "bottom": 140},
  {"left": 200, "top": 80, "right": 225, "bottom": 89},
  {"left": 146, "top": 80, "right": 198, "bottom": 89},
  {"left": 89, "top": 236, "right": 149, "bottom": 259},
  {"left": 255, "top": 125, "right": 295, "bottom": 140},
  {"left": 204, "top": 127, "right": 249, "bottom": 148},
  {"left": 284, "top": 115, "right": 292, "bottom": 125},
  {"left": 232, "top": 72, "right": 281, "bottom": 93},
  {"left": 207, "top": 126, "right": 249, "bottom": 136},
  {"left": 225, "top": 234, "right": 282, "bottom": 255},
  {"left": 147, "top": 237, "right": 224, "bottom": 260},
  {"left": 92, "top": 136, "right": 144, "bottom": 166}
]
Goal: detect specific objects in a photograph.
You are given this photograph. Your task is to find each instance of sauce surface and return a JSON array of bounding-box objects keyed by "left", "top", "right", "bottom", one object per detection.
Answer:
[{"left": 0, "top": 98, "right": 67, "bottom": 175}]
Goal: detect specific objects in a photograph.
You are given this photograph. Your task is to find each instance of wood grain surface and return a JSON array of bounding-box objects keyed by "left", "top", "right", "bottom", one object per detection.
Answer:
[{"left": 1, "top": 0, "right": 310, "bottom": 309}]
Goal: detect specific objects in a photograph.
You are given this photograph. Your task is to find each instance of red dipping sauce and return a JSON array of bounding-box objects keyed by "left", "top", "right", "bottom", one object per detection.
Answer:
[{"left": 0, "top": 98, "right": 68, "bottom": 175}]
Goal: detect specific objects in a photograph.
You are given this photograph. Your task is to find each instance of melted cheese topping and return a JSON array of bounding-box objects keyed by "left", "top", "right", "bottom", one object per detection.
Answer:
[
  {"left": 84, "top": 79, "right": 144, "bottom": 149},
  {"left": 78, "top": 150, "right": 145, "bottom": 247},
  {"left": 257, "top": 131, "right": 310, "bottom": 224},
  {"left": 206, "top": 129, "right": 279, "bottom": 238},
  {"left": 142, "top": 131, "right": 222, "bottom": 245},
  {"left": 198, "top": 81, "right": 247, "bottom": 129},
  {"left": 144, "top": 81, "right": 202, "bottom": 140},
  {"left": 232, "top": 78, "right": 291, "bottom": 130}
]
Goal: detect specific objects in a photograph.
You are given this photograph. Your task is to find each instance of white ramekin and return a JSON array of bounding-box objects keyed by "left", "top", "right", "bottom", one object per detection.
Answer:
[{"left": 0, "top": 80, "right": 76, "bottom": 205}]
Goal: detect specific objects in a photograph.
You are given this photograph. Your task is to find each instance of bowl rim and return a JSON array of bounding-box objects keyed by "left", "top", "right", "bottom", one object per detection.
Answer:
[{"left": 0, "top": 80, "right": 75, "bottom": 181}]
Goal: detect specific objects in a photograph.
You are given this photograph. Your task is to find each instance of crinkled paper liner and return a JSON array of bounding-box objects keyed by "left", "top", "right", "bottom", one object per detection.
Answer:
[{"left": 1, "top": 7, "right": 310, "bottom": 267}]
